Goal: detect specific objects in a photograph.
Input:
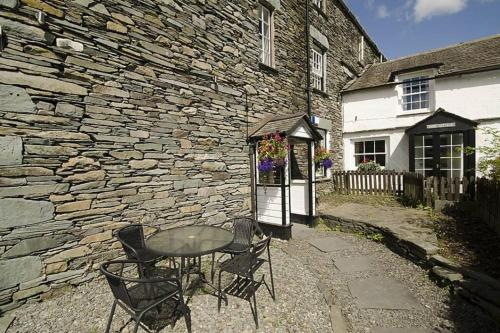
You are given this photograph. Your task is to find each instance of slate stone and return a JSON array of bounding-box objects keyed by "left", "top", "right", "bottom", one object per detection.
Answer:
[
  {"left": 0, "top": 184, "right": 69, "bottom": 198},
  {"left": 0, "top": 0, "right": 19, "bottom": 8},
  {"left": 0, "top": 17, "right": 54, "bottom": 44},
  {"left": 0, "top": 85, "right": 36, "bottom": 113},
  {"left": 0, "top": 71, "right": 87, "bottom": 95},
  {"left": 0, "top": 315, "right": 15, "bottom": 333},
  {"left": 2, "top": 220, "right": 72, "bottom": 240},
  {"left": 2, "top": 235, "right": 74, "bottom": 258},
  {"left": 348, "top": 277, "right": 420, "bottom": 310},
  {"left": 310, "top": 25, "right": 329, "bottom": 49},
  {"left": 308, "top": 236, "right": 355, "bottom": 252},
  {"left": 0, "top": 199, "right": 54, "bottom": 228},
  {"left": 0, "top": 256, "right": 42, "bottom": 290},
  {"left": 332, "top": 256, "right": 376, "bottom": 273},
  {"left": 0, "top": 136, "right": 22, "bottom": 166}
]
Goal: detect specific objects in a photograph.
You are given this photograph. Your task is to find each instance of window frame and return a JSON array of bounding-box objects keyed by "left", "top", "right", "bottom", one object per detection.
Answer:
[
  {"left": 311, "top": 44, "right": 326, "bottom": 92},
  {"left": 259, "top": 4, "right": 274, "bottom": 68},
  {"left": 353, "top": 139, "right": 387, "bottom": 168},
  {"left": 315, "top": 128, "right": 329, "bottom": 179},
  {"left": 402, "top": 76, "right": 430, "bottom": 112},
  {"left": 312, "top": 0, "right": 325, "bottom": 12},
  {"left": 358, "top": 36, "right": 365, "bottom": 62}
]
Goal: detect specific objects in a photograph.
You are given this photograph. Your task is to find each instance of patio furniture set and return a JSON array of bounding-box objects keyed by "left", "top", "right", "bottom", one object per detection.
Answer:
[{"left": 99, "top": 217, "right": 275, "bottom": 333}]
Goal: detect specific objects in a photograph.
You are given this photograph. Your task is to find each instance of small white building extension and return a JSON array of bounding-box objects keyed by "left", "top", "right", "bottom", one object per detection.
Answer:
[{"left": 341, "top": 35, "right": 500, "bottom": 178}]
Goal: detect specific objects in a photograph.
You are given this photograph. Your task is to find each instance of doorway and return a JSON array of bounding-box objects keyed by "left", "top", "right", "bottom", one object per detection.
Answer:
[{"left": 414, "top": 133, "right": 464, "bottom": 178}]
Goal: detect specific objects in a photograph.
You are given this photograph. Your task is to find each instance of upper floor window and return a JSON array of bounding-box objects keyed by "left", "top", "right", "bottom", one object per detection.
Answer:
[
  {"left": 402, "top": 76, "right": 429, "bottom": 111},
  {"left": 259, "top": 5, "right": 273, "bottom": 67},
  {"left": 312, "top": 0, "right": 324, "bottom": 11},
  {"left": 358, "top": 36, "right": 365, "bottom": 62},
  {"left": 311, "top": 44, "right": 326, "bottom": 91}
]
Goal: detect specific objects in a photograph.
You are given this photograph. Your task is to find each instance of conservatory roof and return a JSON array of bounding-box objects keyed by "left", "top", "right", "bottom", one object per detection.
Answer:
[{"left": 248, "top": 113, "right": 323, "bottom": 141}]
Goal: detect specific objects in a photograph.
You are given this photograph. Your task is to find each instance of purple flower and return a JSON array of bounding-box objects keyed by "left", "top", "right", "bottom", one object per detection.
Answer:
[
  {"left": 273, "top": 158, "right": 286, "bottom": 168},
  {"left": 258, "top": 158, "right": 274, "bottom": 173},
  {"left": 322, "top": 158, "right": 333, "bottom": 169}
]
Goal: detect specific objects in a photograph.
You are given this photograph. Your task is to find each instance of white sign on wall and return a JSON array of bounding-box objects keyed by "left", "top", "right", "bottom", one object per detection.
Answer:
[{"left": 426, "top": 122, "right": 456, "bottom": 129}]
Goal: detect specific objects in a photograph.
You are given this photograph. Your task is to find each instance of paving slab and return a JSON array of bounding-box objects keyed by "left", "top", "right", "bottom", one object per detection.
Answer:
[
  {"left": 332, "top": 255, "right": 377, "bottom": 273},
  {"left": 0, "top": 315, "right": 15, "bottom": 333},
  {"left": 371, "top": 328, "right": 434, "bottom": 333},
  {"left": 308, "top": 236, "right": 355, "bottom": 252},
  {"left": 348, "top": 277, "right": 420, "bottom": 310},
  {"left": 292, "top": 223, "right": 317, "bottom": 240}
]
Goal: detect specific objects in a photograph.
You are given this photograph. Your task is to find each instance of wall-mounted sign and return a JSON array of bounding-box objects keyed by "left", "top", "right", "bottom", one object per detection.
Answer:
[{"left": 426, "top": 122, "right": 456, "bottom": 129}]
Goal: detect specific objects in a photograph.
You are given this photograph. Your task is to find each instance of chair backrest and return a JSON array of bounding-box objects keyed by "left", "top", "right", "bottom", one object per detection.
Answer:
[
  {"left": 232, "top": 217, "right": 255, "bottom": 246},
  {"left": 117, "top": 224, "right": 145, "bottom": 259},
  {"left": 100, "top": 261, "right": 133, "bottom": 308},
  {"left": 251, "top": 234, "right": 272, "bottom": 258}
]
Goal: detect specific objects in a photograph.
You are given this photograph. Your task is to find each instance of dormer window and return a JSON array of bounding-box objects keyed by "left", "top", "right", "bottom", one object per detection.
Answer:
[{"left": 402, "top": 76, "right": 429, "bottom": 111}]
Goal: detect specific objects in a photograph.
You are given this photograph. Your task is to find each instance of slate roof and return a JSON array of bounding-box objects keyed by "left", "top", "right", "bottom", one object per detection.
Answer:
[
  {"left": 344, "top": 35, "right": 500, "bottom": 92},
  {"left": 248, "top": 113, "right": 322, "bottom": 141}
]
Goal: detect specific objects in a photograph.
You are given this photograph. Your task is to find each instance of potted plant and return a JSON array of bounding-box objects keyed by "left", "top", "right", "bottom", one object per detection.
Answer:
[
  {"left": 258, "top": 131, "right": 289, "bottom": 184},
  {"left": 314, "top": 147, "right": 334, "bottom": 171},
  {"left": 357, "top": 159, "right": 382, "bottom": 172}
]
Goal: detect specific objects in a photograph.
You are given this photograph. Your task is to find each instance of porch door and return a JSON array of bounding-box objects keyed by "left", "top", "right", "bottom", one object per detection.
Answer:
[{"left": 414, "top": 133, "right": 463, "bottom": 178}]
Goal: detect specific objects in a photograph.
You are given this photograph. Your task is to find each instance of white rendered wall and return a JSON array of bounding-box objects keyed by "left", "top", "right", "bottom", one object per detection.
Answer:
[{"left": 342, "top": 69, "right": 500, "bottom": 174}]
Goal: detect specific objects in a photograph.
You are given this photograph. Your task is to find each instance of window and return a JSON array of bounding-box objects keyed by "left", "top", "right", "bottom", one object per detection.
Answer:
[
  {"left": 313, "top": 0, "right": 323, "bottom": 10},
  {"left": 354, "top": 140, "right": 386, "bottom": 167},
  {"left": 315, "top": 128, "right": 328, "bottom": 178},
  {"left": 259, "top": 5, "right": 273, "bottom": 67},
  {"left": 439, "top": 133, "right": 463, "bottom": 179},
  {"left": 414, "top": 135, "right": 433, "bottom": 177},
  {"left": 311, "top": 44, "right": 325, "bottom": 91},
  {"left": 402, "top": 76, "right": 429, "bottom": 111},
  {"left": 358, "top": 36, "right": 364, "bottom": 62}
]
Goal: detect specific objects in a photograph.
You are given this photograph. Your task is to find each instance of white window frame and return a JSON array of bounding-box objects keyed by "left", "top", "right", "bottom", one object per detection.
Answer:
[
  {"left": 315, "top": 128, "right": 331, "bottom": 179},
  {"left": 311, "top": 44, "right": 326, "bottom": 92},
  {"left": 353, "top": 139, "right": 387, "bottom": 167},
  {"left": 313, "top": 0, "right": 324, "bottom": 11},
  {"left": 259, "top": 5, "right": 273, "bottom": 67},
  {"left": 358, "top": 36, "right": 364, "bottom": 62},
  {"left": 396, "top": 69, "right": 435, "bottom": 115},
  {"left": 414, "top": 135, "right": 433, "bottom": 176},
  {"left": 402, "top": 76, "right": 430, "bottom": 111}
]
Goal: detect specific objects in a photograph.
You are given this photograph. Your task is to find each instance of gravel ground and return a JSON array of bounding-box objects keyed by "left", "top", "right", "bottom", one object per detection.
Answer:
[
  {"left": 7, "top": 226, "right": 500, "bottom": 333},
  {"left": 7, "top": 245, "right": 331, "bottom": 333},
  {"left": 278, "top": 226, "right": 500, "bottom": 333}
]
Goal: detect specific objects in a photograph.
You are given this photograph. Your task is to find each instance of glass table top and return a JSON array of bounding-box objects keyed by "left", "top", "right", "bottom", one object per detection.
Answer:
[{"left": 146, "top": 225, "right": 234, "bottom": 257}]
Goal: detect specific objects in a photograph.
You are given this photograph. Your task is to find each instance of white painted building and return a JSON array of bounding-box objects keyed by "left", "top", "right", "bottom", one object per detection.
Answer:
[{"left": 342, "top": 35, "right": 500, "bottom": 178}]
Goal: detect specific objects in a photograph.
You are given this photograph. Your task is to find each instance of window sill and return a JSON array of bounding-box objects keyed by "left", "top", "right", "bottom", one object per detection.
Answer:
[
  {"left": 258, "top": 62, "right": 278, "bottom": 75},
  {"left": 396, "top": 109, "right": 432, "bottom": 117},
  {"left": 312, "top": 88, "right": 329, "bottom": 98},
  {"left": 315, "top": 177, "right": 331, "bottom": 183}
]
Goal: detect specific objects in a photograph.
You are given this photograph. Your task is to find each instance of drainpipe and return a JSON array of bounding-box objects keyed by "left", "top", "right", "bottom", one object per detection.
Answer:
[{"left": 305, "top": 0, "right": 314, "bottom": 226}]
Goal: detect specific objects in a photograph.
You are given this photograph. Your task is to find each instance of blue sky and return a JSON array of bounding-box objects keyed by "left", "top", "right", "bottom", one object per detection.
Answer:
[{"left": 345, "top": 0, "right": 500, "bottom": 59}]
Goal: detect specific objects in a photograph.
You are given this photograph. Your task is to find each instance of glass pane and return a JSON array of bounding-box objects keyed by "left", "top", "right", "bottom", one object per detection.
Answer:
[
  {"left": 425, "top": 170, "right": 433, "bottom": 177},
  {"left": 415, "top": 159, "right": 424, "bottom": 169},
  {"left": 364, "top": 155, "right": 375, "bottom": 163},
  {"left": 376, "top": 154, "right": 386, "bottom": 166},
  {"left": 365, "top": 141, "right": 374, "bottom": 153},
  {"left": 355, "top": 155, "right": 364, "bottom": 166},
  {"left": 424, "top": 135, "right": 433, "bottom": 146},
  {"left": 440, "top": 146, "right": 452, "bottom": 158},
  {"left": 415, "top": 135, "right": 423, "bottom": 147},
  {"left": 440, "top": 134, "right": 451, "bottom": 146},
  {"left": 452, "top": 170, "right": 461, "bottom": 179},
  {"left": 421, "top": 101, "right": 429, "bottom": 109},
  {"left": 452, "top": 133, "right": 463, "bottom": 145},
  {"left": 375, "top": 140, "right": 385, "bottom": 153},
  {"left": 440, "top": 158, "right": 450, "bottom": 169},
  {"left": 415, "top": 147, "right": 423, "bottom": 158},
  {"left": 452, "top": 158, "right": 461, "bottom": 169}
]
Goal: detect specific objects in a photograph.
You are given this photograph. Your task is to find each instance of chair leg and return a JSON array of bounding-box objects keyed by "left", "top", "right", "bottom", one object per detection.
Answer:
[
  {"left": 250, "top": 274, "right": 259, "bottom": 328},
  {"left": 268, "top": 248, "right": 276, "bottom": 300},
  {"left": 211, "top": 253, "right": 215, "bottom": 282},
  {"left": 184, "top": 307, "right": 192, "bottom": 333},
  {"left": 105, "top": 300, "right": 117, "bottom": 333},
  {"left": 217, "top": 270, "right": 223, "bottom": 312}
]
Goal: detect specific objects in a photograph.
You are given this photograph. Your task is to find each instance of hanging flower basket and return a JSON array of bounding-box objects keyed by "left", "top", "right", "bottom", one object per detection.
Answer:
[
  {"left": 258, "top": 131, "right": 289, "bottom": 184},
  {"left": 314, "top": 147, "right": 334, "bottom": 169}
]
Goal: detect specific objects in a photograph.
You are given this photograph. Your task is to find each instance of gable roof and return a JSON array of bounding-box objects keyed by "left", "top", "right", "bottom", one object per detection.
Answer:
[
  {"left": 343, "top": 34, "right": 500, "bottom": 93},
  {"left": 405, "top": 108, "right": 478, "bottom": 134},
  {"left": 248, "top": 113, "right": 323, "bottom": 141}
]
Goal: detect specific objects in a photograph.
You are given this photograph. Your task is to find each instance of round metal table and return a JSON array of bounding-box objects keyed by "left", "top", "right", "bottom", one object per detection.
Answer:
[{"left": 146, "top": 225, "right": 233, "bottom": 258}]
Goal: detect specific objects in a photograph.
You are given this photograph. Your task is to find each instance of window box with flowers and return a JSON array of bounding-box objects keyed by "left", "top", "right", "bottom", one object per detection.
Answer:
[{"left": 257, "top": 131, "right": 289, "bottom": 185}]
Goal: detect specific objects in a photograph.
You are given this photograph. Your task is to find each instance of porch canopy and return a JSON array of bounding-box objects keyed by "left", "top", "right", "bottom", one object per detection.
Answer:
[{"left": 248, "top": 113, "right": 322, "bottom": 239}]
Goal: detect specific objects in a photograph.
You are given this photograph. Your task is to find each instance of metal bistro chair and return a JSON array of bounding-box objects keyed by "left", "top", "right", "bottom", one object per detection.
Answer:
[
  {"left": 116, "top": 224, "right": 176, "bottom": 277},
  {"left": 101, "top": 260, "right": 191, "bottom": 333},
  {"left": 210, "top": 217, "right": 262, "bottom": 281},
  {"left": 217, "top": 234, "right": 275, "bottom": 328}
]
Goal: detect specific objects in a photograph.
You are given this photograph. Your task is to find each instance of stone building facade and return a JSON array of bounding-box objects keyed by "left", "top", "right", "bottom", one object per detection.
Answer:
[{"left": 0, "top": 0, "right": 381, "bottom": 311}]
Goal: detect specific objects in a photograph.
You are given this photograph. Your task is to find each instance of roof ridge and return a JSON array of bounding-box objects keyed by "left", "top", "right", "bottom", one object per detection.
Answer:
[{"left": 375, "top": 34, "right": 500, "bottom": 66}]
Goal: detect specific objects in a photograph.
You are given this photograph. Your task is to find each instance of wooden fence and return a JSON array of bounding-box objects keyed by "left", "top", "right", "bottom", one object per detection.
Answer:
[
  {"left": 331, "top": 171, "right": 476, "bottom": 204},
  {"left": 331, "top": 171, "right": 405, "bottom": 196},
  {"left": 477, "top": 178, "right": 500, "bottom": 233}
]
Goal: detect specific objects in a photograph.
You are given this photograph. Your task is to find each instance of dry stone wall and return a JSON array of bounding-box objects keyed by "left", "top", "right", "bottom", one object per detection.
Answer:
[{"left": 0, "top": 0, "right": 380, "bottom": 312}]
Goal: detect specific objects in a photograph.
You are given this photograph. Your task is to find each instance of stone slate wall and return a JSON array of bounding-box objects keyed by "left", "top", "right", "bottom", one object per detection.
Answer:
[{"left": 0, "top": 0, "right": 380, "bottom": 312}]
